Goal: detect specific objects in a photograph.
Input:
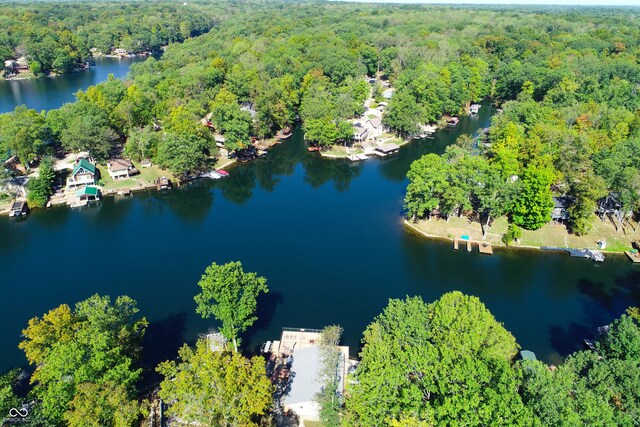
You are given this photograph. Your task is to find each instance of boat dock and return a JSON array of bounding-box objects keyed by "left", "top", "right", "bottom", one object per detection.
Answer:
[
  {"left": 453, "top": 238, "right": 493, "bottom": 255},
  {"left": 541, "top": 247, "right": 605, "bottom": 262},
  {"left": 347, "top": 154, "right": 369, "bottom": 162},
  {"left": 625, "top": 251, "right": 640, "bottom": 263}
]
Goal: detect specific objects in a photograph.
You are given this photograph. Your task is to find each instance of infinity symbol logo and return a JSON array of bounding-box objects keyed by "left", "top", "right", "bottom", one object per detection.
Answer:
[{"left": 9, "top": 407, "right": 28, "bottom": 417}]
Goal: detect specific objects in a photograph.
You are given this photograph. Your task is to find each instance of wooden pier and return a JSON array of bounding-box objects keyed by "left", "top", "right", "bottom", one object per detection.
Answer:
[
  {"left": 453, "top": 238, "right": 493, "bottom": 255},
  {"left": 625, "top": 251, "right": 640, "bottom": 263}
]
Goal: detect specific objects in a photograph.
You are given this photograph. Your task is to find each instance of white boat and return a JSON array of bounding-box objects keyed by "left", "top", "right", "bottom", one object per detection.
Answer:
[{"left": 201, "top": 171, "right": 222, "bottom": 179}]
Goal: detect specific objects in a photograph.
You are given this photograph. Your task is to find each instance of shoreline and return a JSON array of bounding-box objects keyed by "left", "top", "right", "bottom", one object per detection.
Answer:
[{"left": 403, "top": 219, "right": 631, "bottom": 256}]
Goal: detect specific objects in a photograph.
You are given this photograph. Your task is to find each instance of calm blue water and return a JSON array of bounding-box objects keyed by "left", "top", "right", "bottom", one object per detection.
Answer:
[
  {"left": 1, "top": 107, "right": 638, "bottom": 375},
  {"left": 0, "top": 56, "right": 149, "bottom": 114}
]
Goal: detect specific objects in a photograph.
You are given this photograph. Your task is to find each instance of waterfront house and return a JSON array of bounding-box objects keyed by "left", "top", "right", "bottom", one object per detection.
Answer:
[
  {"left": 598, "top": 193, "right": 626, "bottom": 220},
  {"left": 276, "top": 328, "right": 350, "bottom": 422},
  {"left": 470, "top": 104, "right": 481, "bottom": 115},
  {"left": 107, "top": 159, "right": 137, "bottom": 180},
  {"left": 353, "top": 125, "right": 369, "bottom": 143},
  {"left": 15, "top": 57, "right": 29, "bottom": 71},
  {"left": 75, "top": 186, "right": 101, "bottom": 202},
  {"left": 551, "top": 196, "right": 572, "bottom": 221},
  {"left": 66, "top": 158, "right": 96, "bottom": 189},
  {"left": 365, "top": 117, "right": 384, "bottom": 139},
  {"left": 9, "top": 201, "right": 28, "bottom": 218}
]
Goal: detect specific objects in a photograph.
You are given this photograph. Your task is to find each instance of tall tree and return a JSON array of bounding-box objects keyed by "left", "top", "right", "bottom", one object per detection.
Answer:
[{"left": 194, "top": 261, "right": 269, "bottom": 351}]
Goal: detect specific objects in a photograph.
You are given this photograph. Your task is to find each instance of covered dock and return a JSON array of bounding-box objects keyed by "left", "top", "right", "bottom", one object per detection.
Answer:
[{"left": 373, "top": 143, "right": 400, "bottom": 157}]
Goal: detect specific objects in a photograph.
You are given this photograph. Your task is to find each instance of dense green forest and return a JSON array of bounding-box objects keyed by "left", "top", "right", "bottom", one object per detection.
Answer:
[
  {"left": 0, "top": 1, "right": 216, "bottom": 76},
  {"left": 1, "top": 1, "right": 639, "bottom": 234}
]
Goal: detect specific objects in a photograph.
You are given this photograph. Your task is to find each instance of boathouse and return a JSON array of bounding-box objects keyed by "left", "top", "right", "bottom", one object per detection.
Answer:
[
  {"left": 66, "top": 158, "right": 96, "bottom": 189},
  {"left": 9, "top": 201, "right": 28, "bottom": 218},
  {"left": 375, "top": 143, "right": 400, "bottom": 156},
  {"left": 107, "top": 159, "right": 137, "bottom": 180},
  {"left": 75, "top": 186, "right": 101, "bottom": 202}
]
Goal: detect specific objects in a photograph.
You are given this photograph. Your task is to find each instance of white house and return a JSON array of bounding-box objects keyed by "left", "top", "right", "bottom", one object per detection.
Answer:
[
  {"left": 283, "top": 345, "right": 349, "bottom": 422},
  {"left": 107, "top": 159, "right": 137, "bottom": 180},
  {"left": 66, "top": 158, "right": 96, "bottom": 189},
  {"left": 364, "top": 117, "right": 384, "bottom": 139}
]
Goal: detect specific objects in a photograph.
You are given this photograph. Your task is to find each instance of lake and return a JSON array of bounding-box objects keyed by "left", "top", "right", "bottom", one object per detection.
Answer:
[
  {"left": 0, "top": 105, "right": 638, "bottom": 375},
  {"left": 0, "top": 56, "right": 150, "bottom": 114}
]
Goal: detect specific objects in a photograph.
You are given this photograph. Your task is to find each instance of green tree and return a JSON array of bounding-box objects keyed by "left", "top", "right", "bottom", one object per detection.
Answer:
[
  {"left": 404, "top": 154, "right": 448, "bottom": 220},
  {"left": 19, "top": 294, "right": 147, "bottom": 426},
  {"left": 0, "top": 369, "right": 20, "bottom": 426},
  {"left": 346, "top": 292, "right": 527, "bottom": 427},
  {"left": 155, "top": 132, "right": 209, "bottom": 178},
  {"left": 64, "top": 382, "right": 141, "bottom": 427},
  {"left": 27, "top": 157, "right": 56, "bottom": 208},
  {"left": 316, "top": 325, "right": 344, "bottom": 427},
  {"left": 0, "top": 106, "right": 50, "bottom": 168},
  {"left": 157, "top": 339, "right": 272, "bottom": 427},
  {"left": 511, "top": 166, "right": 554, "bottom": 230},
  {"left": 194, "top": 261, "right": 269, "bottom": 352}
]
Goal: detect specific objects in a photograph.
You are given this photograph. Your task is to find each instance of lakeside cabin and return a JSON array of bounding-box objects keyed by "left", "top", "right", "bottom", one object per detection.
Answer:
[
  {"left": 353, "top": 125, "right": 369, "bottom": 143},
  {"left": 551, "top": 196, "right": 572, "bottom": 221},
  {"left": 446, "top": 117, "right": 460, "bottom": 127},
  {"left": 107, "top": 159, "right": 137, "bottom": 180},
  {"left": 470, "top": 104, "right": 481, "bottom": 115},
  {"left": 9, "top": 201, "right": 28, "bottom": 218},
  {"left": 66, "top": 158, "right": 97, "bottom": 189}
]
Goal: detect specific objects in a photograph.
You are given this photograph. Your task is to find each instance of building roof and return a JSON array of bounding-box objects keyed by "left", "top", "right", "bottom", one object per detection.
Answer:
[
  {"left": 376, "top": 143, "right": 399, "bottom": 153},
  {"left": 72, "top": 158, "right": 96, "bottom": 176},
  {"left": 108, "top": 159, "right": 133, "bottom": 172},
  {"left": 552, "top": 196, "right": 572, "bottom": 209},
  {"left": 353, "top": 127, "right": 369, "bottom": 138},
  {"left": 10, "top": 201, "right": 26, "bottom": 211},
  {"left": 76, "top": 186, "right": 99, "bottom": 197},
  {"left": 366, "top": 117, "right": 382, "bottom": 128},
  {"left": 284, "top": 346, "right": 322, "bottom": 406}
]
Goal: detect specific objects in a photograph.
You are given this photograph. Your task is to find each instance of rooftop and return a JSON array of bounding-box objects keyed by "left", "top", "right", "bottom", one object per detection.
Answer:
[
  {"left": 76, "top": 186, "right": 100, "bottom": 197},
  {"left": 72, "top": 158, "right": 96, "bottom": 176}
]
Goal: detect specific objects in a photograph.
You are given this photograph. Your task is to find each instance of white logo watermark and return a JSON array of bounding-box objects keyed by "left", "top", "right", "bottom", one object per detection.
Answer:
[{"left": 8, "top": 407, "right": 28, "bottom": 418}]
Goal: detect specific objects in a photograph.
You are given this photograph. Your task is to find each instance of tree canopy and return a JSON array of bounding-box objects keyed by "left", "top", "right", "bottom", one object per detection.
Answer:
[
  {"left": 157, "top": 339, "right": 273, "bottom": 427},
  {"left": 194, "top": 261, "right": 269, "bottom": 351}
]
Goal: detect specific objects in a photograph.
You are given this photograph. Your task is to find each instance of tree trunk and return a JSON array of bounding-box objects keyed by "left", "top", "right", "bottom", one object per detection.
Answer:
[{"left": 483, "top": 214, "right": 491, "bottom": 240}]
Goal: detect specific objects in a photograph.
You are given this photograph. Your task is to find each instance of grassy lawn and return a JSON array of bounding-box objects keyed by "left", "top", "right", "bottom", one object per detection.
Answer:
[
  {"left": 96, "top": 162, "right": 174, "bottom": 192},
  {"left": 321, "top": 145, "right": 364, "bottom": 157},
  {"left": 304, "top": 421, "right": 325, "bottom": 427},
  {"left": 0, "top": 194, "right": 13, "bottom": 213},
  {"left": 408, "top": 215, "right": 639, "bottom": 253}
]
